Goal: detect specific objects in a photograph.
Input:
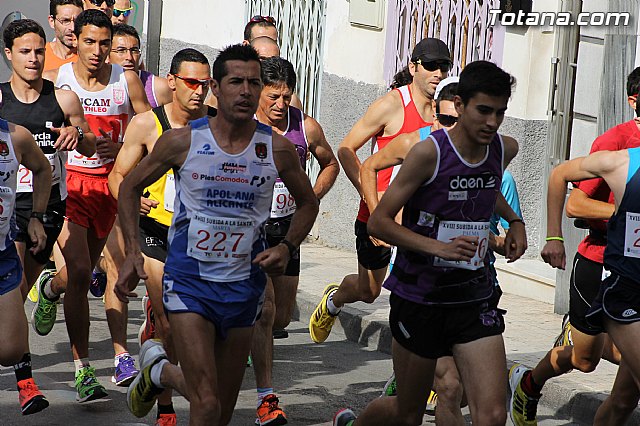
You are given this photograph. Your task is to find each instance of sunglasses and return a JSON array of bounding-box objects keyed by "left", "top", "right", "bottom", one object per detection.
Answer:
[
  {"left": 248, "top": 15, "right": 276, "bottom": 25},
  {"left": 436, "top": 113, "right": 458, "bottom": 127},
  {"left": 173, "top": 74, "right": 212, "bottom": 90},
  {"left": 414, "top": 59, "right": 452, "bottom": 73},
  {"left": 113, "top": 7, "right": 133, "bottom": 17},
  {"left": 88, "top": 0, "right": 115, "bottom": 6}
]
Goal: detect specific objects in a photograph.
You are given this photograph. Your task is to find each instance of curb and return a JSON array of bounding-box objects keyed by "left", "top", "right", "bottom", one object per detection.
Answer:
[{"left": 293, "top": 288, "right": 640, "bottom": 425}]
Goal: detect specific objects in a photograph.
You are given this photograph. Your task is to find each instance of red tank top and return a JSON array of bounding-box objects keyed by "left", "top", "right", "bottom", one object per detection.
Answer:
[{"left": 357, "top": 85, "right": 432, "bottom": 223}]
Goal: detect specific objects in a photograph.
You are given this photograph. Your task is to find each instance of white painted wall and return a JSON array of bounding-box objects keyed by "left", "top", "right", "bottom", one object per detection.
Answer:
[
  {"left": 161, "top": 0, "right": 244, "bottom": 48},
  {"left": 322, "top": 0, "right": 387, "bottom": 85}
]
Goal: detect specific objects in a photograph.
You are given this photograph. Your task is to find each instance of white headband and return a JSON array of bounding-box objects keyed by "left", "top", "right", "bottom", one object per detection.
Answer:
[{"left": 434, "top": 76, "right": 459, "bottom": 101}]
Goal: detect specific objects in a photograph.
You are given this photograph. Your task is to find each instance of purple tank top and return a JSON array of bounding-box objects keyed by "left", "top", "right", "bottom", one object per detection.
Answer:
[
  {"left": 383, "top": 129, "right": 504, "bottom": 306},
  {"left": 139, "top": 70, "right": 158, "bottom": 108},
  {"left": 283, "top": 106, "right": 308, "bottom": 168}
]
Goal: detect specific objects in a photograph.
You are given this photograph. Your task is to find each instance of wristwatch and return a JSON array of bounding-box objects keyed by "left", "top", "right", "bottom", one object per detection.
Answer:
[
  {"left": 30, "top": 211, "right": 45, "bottom": 223},
  {"left": 75, "top": 126, "right": 84, "bottom": 141},
  {"left": 279, "top": 239, "right": 297, "bottom": 260}
]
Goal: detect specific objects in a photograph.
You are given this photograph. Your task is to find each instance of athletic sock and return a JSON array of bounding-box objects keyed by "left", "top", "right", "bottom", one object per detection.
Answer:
[
  {"left": 149, "top": 359, "right": 168, "bottom": 388},
  {"left": 521, "top": 370, "right": 543, "bottom": 397},
  {"left": 43, "top": 277, "right": 58, "bottom": 300},
  {"left": 115, "top": 351, "right": 131, "bottom": 366},
  {"left": 257, "top": 387, "right": 274, "bottom": 407},
  {"left": 157, "top": 403, "right": 175, "bottom": 417},
  {"left": 326, "top": 291, "right": 341, "bottom": 316},
  {"left": 14, "top": 353, "right": 33, "bottom": 382},
  {"left": 74, "top": 358, "right": 90, "bottom": 374}
]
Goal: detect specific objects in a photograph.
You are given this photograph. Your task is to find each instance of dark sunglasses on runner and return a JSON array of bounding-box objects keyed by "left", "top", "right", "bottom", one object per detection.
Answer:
[
  {"left": 414, "top": 59, "right": 452, "bottom": 73},
  {"left": 436, "top": 113, "right": 458, "bottom": 127},
  {"left": 88, "top": 0, "right": 115, "bottom": 7},
  {"left": 248, "top": 15, "right": 276, "bottom": 25},
  {"left": 173, "top": 74, "right": 212, "bottom": 90},
  {"left": 112, "top": 7, "right": 133, "bottom": 17}
]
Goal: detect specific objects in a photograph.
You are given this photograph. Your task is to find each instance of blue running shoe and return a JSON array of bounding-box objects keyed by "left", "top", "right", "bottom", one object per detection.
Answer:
[
  {"left": 89, "top": 270, "right": 107, "bottom": 298},
  {"left": 112, "top": 354, "right": 139, "bottom": 386}
]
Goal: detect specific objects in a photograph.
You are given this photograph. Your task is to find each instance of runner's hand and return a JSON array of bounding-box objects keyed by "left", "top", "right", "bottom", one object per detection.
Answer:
[
  {"left": 96, "top": 128, "right": 120, "bottom": 160},
  {"left": 436, "top": 235, "right": 478, "bottom": 261},
  {"left": 114, "top": 254, "right": 147, "bottom": 303},
  {"left": 369, "top": 235, "right": 390, "bottom": 248},
  {"left": 253, "top": 244, "right": 289, "bottom": 276},
  {"left": 504, "top": 222, "right": 527, "bottom": 262},
  {"left": 541, "top": 240, "right": 566, "bottom": 270},
  {"left": 27, "top": 219, "right": 47, "bottom": 255},
  {"left": 51, "top": 126, "right": 80, "bottom": 151},
  {"left": 140, "top": 197, "right": 159, "bottom": 215}
]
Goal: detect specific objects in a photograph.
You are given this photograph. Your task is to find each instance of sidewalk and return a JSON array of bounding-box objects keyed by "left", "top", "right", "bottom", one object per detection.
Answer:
[{"left": 295, "top": 241, "right": 640, "bottom": 425}]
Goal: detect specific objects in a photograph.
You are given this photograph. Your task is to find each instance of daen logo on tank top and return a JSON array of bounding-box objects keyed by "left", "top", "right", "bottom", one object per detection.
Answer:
[{"left": 448, "top": 173, "right": 498, "bottom": 201}]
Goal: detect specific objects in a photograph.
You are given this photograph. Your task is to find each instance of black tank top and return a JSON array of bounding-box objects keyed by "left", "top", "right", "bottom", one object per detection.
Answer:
[{"left": 0, "top": 79, "right": 66, "bottom": 206}]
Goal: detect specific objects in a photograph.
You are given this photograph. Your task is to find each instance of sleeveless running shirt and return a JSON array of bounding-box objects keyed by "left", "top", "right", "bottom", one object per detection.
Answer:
[
  {"left": 603, "top": 147, "right": 640, "bottom": 280},
  {"left": 0, "top": 80, "right": 67, "bottom": 207},
  {"left": 144, "top": 105, "right": 217, "bottom": 227},
  {"left": 357, "top": 85, "right": 432, "bottom": 223},
  {"left": 139, "top": 70, "right": 159, "bottom": 109},
  {"left": 164, "top": 117, "right": 278, "bottom": 282},
  {"left": 44, "top": 41, "right": 77, "bottom": 72},
  {"left": 56, "top": 63, "right": 132, "bottom": 175},
  {"left": 383, "top": 129, "right": 504, "bottom": 306},
  {"left": 270, "top": 106, "right": 308, "bottom": 218},
  {"left": 0, "top": 120, "right": 20, "bottom": 250}
]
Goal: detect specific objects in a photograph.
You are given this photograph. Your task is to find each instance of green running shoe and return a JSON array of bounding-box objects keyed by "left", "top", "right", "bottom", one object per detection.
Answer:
[
  {"left": 30, "top": 271, "right": 58, "bottom": 336},
  {"left": 75, "top": 366, "right": 108, "bottom": 403}
]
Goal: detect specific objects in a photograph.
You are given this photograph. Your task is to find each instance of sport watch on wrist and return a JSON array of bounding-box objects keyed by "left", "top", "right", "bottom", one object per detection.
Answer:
[
  {"left": 30, "top": 211, "right": 45, "bottom": 223},
  {"left": 75, "top": 126, "right": 84, "bottom": 141}
]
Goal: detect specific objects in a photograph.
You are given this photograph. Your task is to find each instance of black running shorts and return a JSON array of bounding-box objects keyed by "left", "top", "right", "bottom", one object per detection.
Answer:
[
  {"left": 15, "top": 200, "right": 66, "bottom": 265},
  {"left": 389, "top": 288, "right": 506, "bottom": 359},
  {"left": 569, "top": 252, "right": 605, "bottom": 336},
  {"left": 355, "top": 219, "right": 391, "bottom": 271},
  {"left": 265, "top": 215, "right": 300, "bottom": 277},
  {"left": 139, "top": 216, "right": 169, "bottom": 263},
  {"left": 586, "top": 271, "right": 640, "bottom": 332}
]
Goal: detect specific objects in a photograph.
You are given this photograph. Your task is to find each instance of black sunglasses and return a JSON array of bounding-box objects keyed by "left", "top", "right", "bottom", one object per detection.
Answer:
[
  {"left": 88, "top": 0, "right": 115, "bottom": 6},
  {"left": 436, "top": 113, "right": 458, "bottom": 127},
  {"left": 414, "top": 59, "right": 452, "bottom": 73}
]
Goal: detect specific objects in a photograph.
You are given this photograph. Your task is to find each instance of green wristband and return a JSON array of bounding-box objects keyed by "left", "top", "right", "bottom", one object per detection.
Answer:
[{"left": 545, "top": 236, "right": 564, "bottom": 242}]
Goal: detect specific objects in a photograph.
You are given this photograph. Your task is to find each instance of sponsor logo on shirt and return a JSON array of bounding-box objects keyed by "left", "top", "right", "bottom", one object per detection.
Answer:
[{"left": 449, "top": 174, "right": 497, "bottom": 191}]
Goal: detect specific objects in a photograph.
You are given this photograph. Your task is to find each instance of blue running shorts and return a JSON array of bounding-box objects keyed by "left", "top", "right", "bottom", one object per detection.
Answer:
[{"left": 0, "top": 244, "right": 23, "bottom": 296}]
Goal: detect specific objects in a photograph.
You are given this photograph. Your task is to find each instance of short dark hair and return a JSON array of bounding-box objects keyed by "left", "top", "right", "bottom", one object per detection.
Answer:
[
  {"left": 169, "top": 48, "right": 210, "bottom": 75},
  {"left": 456, "top": 61, "right": 515, "bottom": 105},
  {"left": 212, "top": 44, "right": 261, "bottom": 83},
  {"left": 261, "top": 56, "right": 296, "bottom": 91},
  {"left": 627, "top": 67, "right": 640, "bottom": 98},
  {"left": 389, "top": 66, "right": 413, "bottom": 90},
  {"left": 74, "top": 9, "right": 113, "bottom": 38},
  {"left": 50, "top": 0, "right": 83, "bottom": 18},
  {"left": 3, "top": 19, "right": 46, "bottom": 51},
  {"left": 112, "top": 23, "right": 139, "bottom": 45},
  {"left": 435, "top": 83, "right": 458, "bottom": 113},
  {"left": 244, "top": 20, "right": 277, "bottom": 42}
]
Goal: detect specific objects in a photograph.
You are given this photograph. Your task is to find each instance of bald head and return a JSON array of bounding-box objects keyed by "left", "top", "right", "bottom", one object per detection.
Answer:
[{"left": 250, "top": 36, "right": 280, "bottom": 60}]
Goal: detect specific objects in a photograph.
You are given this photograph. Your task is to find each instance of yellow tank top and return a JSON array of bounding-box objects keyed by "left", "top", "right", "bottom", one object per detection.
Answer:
[{"left": 144, "top": 113, "right": 174, "bottom": 227}]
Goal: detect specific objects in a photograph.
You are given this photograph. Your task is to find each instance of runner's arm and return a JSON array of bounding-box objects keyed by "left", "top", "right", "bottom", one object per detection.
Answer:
[
  {"left": 153, "top": 76, "right": 173, "bottom": 107},
  {"left": 565, "top": 186, "right": 615, "bottom": 220},
  {"left": 125, "top": 70, "right": 152, "bottom": 114},
  {"left": 12, "top": 124, "right": 51, "bottom": 254},
  {"left": 360, "top": 130, "right": 418, "bottom": 214},
  {"left": 338, "top": 94, "right": 398, "bottom": 197},
  {"left": 108, "top": 113, "right": 153, "bottom": 198},
  {"left": 291, "top": 93, "right": 303, "bottom": 111},
  {"left": 56, "top": 89, "right": 96, "bottom": 156},
  {"left": 304, "top": 115, "right": 339, "bottom": 200}
]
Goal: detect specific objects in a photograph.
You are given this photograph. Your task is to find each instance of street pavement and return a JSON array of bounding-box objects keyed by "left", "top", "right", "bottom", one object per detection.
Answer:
[{"left": 0, "top": 240, "right": 637, "bottom": 425}]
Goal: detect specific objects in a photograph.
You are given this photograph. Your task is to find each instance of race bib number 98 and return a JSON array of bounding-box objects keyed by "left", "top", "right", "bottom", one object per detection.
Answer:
[
  {"left": 434, "top": 220, "right": 490, "bottom": 270},
  {"left": 270, "top": 180, "right": 296, "bottom": 218},
  {"left": 187, "top": 214, "right": 254, "bottom": 262}
]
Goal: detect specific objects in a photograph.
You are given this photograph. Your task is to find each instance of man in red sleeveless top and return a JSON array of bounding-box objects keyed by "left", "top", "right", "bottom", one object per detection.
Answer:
[{"left": 309, "top": 38, "right": 451, "bottom": 344}]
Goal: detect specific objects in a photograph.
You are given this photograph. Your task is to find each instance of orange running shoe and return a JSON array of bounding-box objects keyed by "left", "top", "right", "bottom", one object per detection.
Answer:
[
  {"left": 256, "top": 393, "right": 287, "bottom": 426},
  {"left": 17, "top": 378, "right": 49, "bottom": 415},
  {"left": 139, "top": 294, "right": 156, "bottom": 345},
  {"left": 155, "top": 413, "right": 177, "bottom": 426}
]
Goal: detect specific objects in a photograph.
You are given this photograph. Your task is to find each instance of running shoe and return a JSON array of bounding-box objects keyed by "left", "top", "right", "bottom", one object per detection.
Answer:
[
  {"left": 17, "top": 378, "right": 49, "bottom": 415},
  {"left": 155, "top": 413, "right": 177, "bottom": 426},
  {"left": 553, "top": 314, "right": 573, "bottom": 348},
  {"left": 425, "top": 390, "right": 438, "bottom": 415},
  {"left": 256, "top": 393, "right": 287, "bottom": 426},
  {"left": 75, "top": 366, "right": 108, "bottom": 403},
  {"left": 273, "top": 328, "right": 289, "bottom": 339},
  {"left": 333, "top": 408, "right": 356, "bottom": 426},
  {"left": 30, "top": 271, "right": 58, "bottom": 336},
  {"left": 309, "top": 283, "right": 340, "bottom": 343},
  {"left": 127, "top": 339, "right": 167, "bottom": 417},
  {"left": 112, "top": 354, "right": 140, "bottom": 386},
  {"left": 89, "top": 269, "right": 107, "bottom": 298},
  {"left": 508, "top": 364, "right": 539, "bottom": 426},
  {"left": 247, "top": 354, "right": 253, "bottom": 367},
  {"left": 381, "top": 372, "right": 396, "bottom": 396},
  {"left": 138, "top": 294, "right": 156, "bottom": 346}
]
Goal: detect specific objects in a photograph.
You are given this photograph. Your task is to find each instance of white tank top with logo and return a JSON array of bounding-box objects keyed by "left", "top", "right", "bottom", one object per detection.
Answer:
[
  {"left": 0, "top": 120, "right": 19, "bottom": 250},
  {"left": 56, "top": 63, "right": 132, "bottom": 175},
  {"left": 165, "top": 117, "right": 278, "bottom": 282}
]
